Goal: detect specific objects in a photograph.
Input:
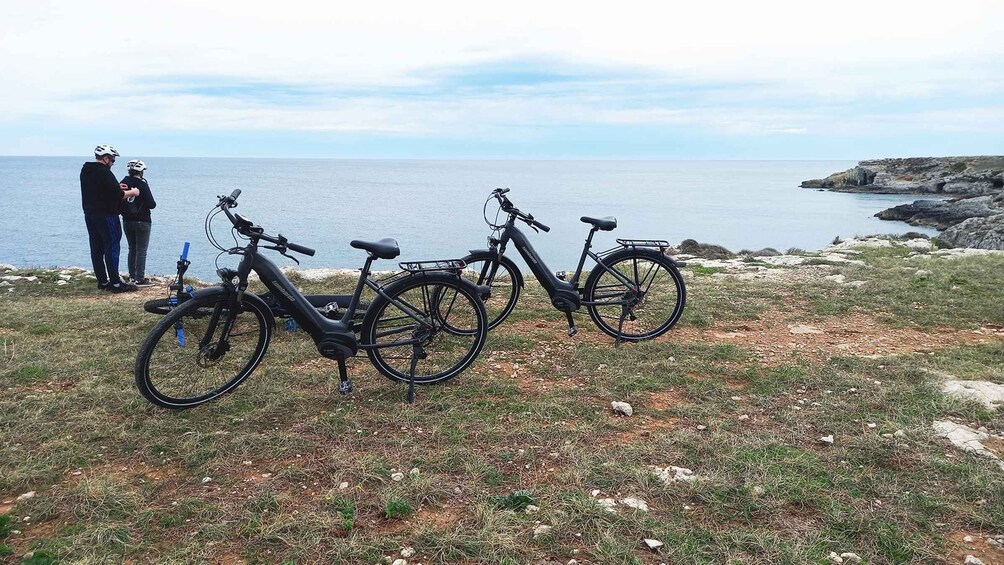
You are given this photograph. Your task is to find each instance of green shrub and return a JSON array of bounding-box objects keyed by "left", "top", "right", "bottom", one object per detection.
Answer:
[{"left": 384, "top": 498, "right": 413, "bottom": 519}]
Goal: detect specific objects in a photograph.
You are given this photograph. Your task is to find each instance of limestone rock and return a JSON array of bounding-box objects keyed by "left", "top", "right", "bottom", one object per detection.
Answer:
[
  {"left": 643, "top": 538, "right": 664, "bottom": 550},
  {"left": 619, "top": 497, "right": 649, "bottom": 511},
  {"left": 611, "top": 401, "right": 633, "bottom": 416},
  {"left": 652, "top": 465, "right": 698, "bottom": 484},
  {"left": 875, "top": 196, "right": 996, "bottom": 230},
  {"left": 933, "top": 420, "right": 1004, "bottom": 470},
  {"left": 942, "top": 378, "right": 1004, "bottom": 410},
  {"left": 941, "top": 214, "right": 1004, "bottom": 249}
]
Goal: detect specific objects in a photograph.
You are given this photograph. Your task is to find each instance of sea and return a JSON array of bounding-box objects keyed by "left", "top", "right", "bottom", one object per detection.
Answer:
[{"left": 0, "top": 157, "right": 937, "bottom": 281}]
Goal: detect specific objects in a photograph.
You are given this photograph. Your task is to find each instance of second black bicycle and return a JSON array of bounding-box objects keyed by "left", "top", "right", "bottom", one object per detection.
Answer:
[{"left": 461, "top": 189, "right": 687, "bottom": 343}]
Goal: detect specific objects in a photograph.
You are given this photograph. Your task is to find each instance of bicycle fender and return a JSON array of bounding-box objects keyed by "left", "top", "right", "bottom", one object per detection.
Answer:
[
  {"left": 465, "top": 249, "right": 525, "bottom": 288},
  {"left": 190, "top": 286, "right": 276, "bottom": 329}
]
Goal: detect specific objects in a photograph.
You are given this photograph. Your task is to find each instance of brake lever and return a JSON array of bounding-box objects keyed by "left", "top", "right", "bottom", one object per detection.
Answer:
[
  {"left": 263, "top": 244, "right": 300, "bottom": 265},
  {"left": 523, "top": 214, "right": 539, "bottom": 233}
]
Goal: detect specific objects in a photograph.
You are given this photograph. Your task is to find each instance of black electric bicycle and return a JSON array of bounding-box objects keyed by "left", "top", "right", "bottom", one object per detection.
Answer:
[
  {"left": 460, "top": 188, "right": 686, "bottom": 342},
  {"left": 134, "top": 190, "right": 488, "bottom": 408}
]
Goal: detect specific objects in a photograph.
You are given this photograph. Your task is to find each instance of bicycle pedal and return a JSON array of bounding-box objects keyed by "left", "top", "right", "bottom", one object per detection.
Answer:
[
  {"left": 338, "top": 379, "right": 353, "bottom": 394},
  {"left": 555, "top": 271, "right": 567, "bottom": 281},
  {"left": 283, "top": 318, "right": 299, "bottom": 332}
]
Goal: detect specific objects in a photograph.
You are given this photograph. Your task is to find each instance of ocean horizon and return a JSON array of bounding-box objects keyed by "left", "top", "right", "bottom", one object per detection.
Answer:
[{"left": 0, "top": 157, "right": 937, "bottom": 281}]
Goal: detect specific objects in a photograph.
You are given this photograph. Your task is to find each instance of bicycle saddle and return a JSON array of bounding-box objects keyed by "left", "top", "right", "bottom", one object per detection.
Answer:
[
  {"left": 350, "top": 238, "right": 400, "bottom": 259},
  {"left": 580, "top": 216, "right": 617, "bottom": 231}
]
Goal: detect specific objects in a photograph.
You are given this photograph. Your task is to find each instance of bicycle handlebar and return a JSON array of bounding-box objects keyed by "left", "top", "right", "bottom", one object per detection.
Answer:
[
  {"left": 530, "top": 218, "right": 551, "bottom": 232},
  {"left": 491, "top": 189, "right": 550, "bottom": 232},
  {"left": 218, "top": 191, "right": 315, "bottom": 256},
  {"left": 286, "top": 240, "right": 317, "bottom": 257}
]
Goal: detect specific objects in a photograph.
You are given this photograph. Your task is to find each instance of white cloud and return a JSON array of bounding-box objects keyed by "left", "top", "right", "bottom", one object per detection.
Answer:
[{"left": 0, "top": 0, "right": 1002, "bottom": 154}]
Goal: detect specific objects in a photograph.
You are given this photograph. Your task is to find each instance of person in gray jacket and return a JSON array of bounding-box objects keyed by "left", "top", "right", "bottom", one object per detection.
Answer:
[{"left": 120, "top": 159, "right": 157, "bottom": 286}]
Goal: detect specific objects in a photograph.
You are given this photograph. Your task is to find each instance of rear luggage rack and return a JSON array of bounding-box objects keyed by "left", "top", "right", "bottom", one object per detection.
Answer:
[
  {"left": 616, "top": 238, "right": 670, "bottom": 248},
  {"left": 398, "top": 259, "right": 467, "bottom": 273}
]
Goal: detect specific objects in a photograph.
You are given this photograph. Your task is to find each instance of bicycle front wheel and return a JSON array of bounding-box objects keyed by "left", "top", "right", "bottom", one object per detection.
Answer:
[
  {"left": 583, "top": 248, "right": 686, "bottom": 341},
  {"left": 460, "top": 252, "right": 522, "bottom": 330},
  {"left": 135, "top": 293, "right": 272, "bottom": 408},
  {"left": 361, "top": 273, "right": 487, "bottom": 384}
]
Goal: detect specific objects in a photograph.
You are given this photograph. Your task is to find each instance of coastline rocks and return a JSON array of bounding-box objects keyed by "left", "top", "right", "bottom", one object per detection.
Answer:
[
  {"left": 802, "top": 156, "right": 1004, "bottom": 249},
  {"left": 940, "top": 214, "right": 1004, "bottom": 249},
  {"left": 874, "top": 196, "right": 998, "bottom": 230},
  {"left": 801, "top": 156, "right": 1004, "bottom": 195},
  {"left": 801, "top": 165, "right": 876, "bottom": 189}
]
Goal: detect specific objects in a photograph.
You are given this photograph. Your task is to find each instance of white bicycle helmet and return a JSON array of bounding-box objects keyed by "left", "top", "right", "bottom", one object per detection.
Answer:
[
  {"left": 127, "top": 159, "right": 147, "bottom": 172},
  {"left": 94, "top": 144, "right": 120, "bottom": 158}
]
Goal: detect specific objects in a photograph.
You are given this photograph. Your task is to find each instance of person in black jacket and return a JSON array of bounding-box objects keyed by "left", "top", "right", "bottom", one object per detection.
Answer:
[
  {"left": 121, "top": 159, "right": 157, "bottom": 286},
  {"left": 80, "top": 144, "right": 140, "bottom": 292}
]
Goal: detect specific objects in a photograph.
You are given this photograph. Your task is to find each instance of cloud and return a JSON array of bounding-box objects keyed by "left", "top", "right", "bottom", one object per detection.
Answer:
[{"left": 1, "top": 0, "right": 1002, "bottom": 156}]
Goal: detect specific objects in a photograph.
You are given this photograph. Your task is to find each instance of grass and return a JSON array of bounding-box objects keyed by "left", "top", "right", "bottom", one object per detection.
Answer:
[{"left": 1, "top": 245, "right": 1003, "bottom": 564}]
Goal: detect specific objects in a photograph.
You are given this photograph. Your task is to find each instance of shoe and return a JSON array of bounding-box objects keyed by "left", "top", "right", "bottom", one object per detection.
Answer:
[
  {"left": 107, "top": 282, "right": 138, "bottom": 293},
  {"left": 98, "top": 282, "right": 109, "bottom": 291},
  {"left": 134, "top": 278, "right": 154, "bottom": 287}
]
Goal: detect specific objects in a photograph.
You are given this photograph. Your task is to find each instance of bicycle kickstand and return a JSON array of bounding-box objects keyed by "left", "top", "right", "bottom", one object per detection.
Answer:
[
  {"left": 407, "top": 344, "right": 427, "bottom": 404},
  {"left": 564, "top": 312, "right": 577, "bottom": 337},
  {"left": 337, "top": 359, "right": 353, "bottom": 394},
  {"left": 615, "top": 307, "right": 629, "bottom": 348}
]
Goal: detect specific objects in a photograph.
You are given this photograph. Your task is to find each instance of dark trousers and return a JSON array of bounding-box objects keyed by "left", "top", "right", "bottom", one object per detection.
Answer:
[
  {"left": 84, "top": 214, "right": 123, "bottom": 286},
  {"left": 124, "top": 221, "right": 152, "bottom": 280}
]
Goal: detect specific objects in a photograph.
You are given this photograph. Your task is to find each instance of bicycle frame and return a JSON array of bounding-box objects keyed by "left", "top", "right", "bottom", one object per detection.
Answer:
[
  {"left": 491, "top": 217, "right": 641, "bottom": 308},
  {"left": 228, "top": 237, "right": 425, "bottom": 355}
]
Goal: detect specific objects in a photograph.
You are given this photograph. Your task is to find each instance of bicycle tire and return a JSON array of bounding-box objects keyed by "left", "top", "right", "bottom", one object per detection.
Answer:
[
  {"left": 361, "top": 272, "right": 487, "bottom": 385},
  {"left": 135, "top": 292, "right": 272, "bottom": 408},
  {"left": 583, "top": 248, "right": 686, "bottom": 341},
  {"left": 459, "top": 251, "right": 522, "bottom": 330}
]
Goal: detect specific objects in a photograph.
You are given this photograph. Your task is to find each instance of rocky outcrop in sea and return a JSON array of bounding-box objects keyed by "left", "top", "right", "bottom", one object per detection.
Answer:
[{"left": 801, "top": 157, "right": 1004, "bottom": 249}]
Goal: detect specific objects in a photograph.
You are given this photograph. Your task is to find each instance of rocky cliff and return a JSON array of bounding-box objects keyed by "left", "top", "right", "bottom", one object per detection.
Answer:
[{"left": 801, "top": 157, "right": 1004, "bottom": 248}]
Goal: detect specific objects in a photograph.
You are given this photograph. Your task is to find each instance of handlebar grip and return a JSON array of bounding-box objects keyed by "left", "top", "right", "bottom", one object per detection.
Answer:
[
  {"left": 532, "top": 219, "right": 551, "bottom": 232},
  {"left": 230, "top": 189, "right": 241, "bottom": 201},
  {"left": 181, "top": 241, "right": 191, "bottom": 260},
  {"left": 287, "top": 241, "right": 316, "bottom": 256},
  {"left": 499, "top": 188, "right": 510, "bottom": 194}
]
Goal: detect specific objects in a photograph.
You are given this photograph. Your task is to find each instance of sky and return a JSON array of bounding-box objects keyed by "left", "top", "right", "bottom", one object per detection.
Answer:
[{"left": 1, "top": 0, "right": 1002, "bottom": 159}]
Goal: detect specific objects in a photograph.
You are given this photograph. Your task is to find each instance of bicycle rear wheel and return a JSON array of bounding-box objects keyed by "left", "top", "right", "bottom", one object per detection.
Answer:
[
  {"left": 460, "top": 251, "right": 522, "bottom": 330},
  {"left": 361, "top": 273, "right": 487, "bottom": 384},
  {"left": 583, "top": 248, "right": 686, "bottom": 341},
  {"left": 135, "top": 293, "right": 272, "bottom": 408}
]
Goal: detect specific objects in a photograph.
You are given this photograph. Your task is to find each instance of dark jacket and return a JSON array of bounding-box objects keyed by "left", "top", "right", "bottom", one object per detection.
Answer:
[
  {"left": 120, "top": 175, "right": 157, "bottom": 223},
  {"left": 80, "top": 161, "right": 124, "bottom": 215}
]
